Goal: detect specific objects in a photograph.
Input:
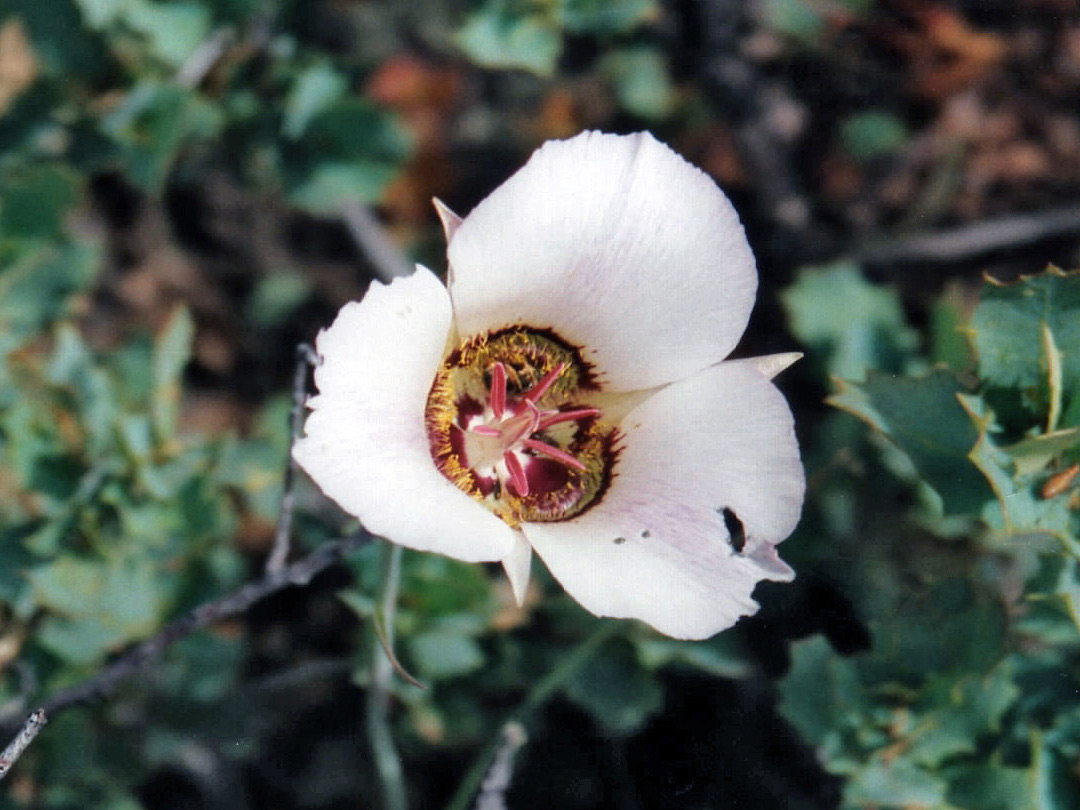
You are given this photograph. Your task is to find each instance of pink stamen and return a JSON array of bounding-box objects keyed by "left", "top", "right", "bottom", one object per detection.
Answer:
[
  {"left": 523, "top": 363, "right": 567, "bottom": 404},
  {"left": 537, "top": 408, "right": 600, "bottom": 430},
  {"left": 503, "top": 451, "right": 529, "bottom": 496},
  {"left": 470, "top": 425, "right": 501, "bottom": 437},
  {"left": 523, "top": 438, "right": 587, "bottom": 471},
  {"left": 489, "top": 362, "right": 507, "bottom": 419}
]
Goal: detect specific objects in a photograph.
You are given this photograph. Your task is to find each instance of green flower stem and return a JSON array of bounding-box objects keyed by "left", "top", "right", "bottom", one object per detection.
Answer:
[
  {"left": 367, "top": 541, "right": 407, "bottom": 810},
  {"left": 444, "top": 620, "right": 621, "bottom": 810}
]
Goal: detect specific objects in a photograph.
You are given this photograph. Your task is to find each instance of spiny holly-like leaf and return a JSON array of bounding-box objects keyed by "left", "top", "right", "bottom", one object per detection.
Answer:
[
  {"left": 945, "top": 763, "right": 1031, "bottom": 810},
  {"left": 829, "top": 369, "right": 994, "bottom": 515},
  {"left": 843, "top": 759, "right": 947, "bottom": 810},
  {"left": 970, "top": 267, "right": 1080, "bottom": 429},
  {"left": 963, "top": 394, "right": 1078, "bottom": 548},
  {"left": 906, "top": 661, "right": 1019, "bottom": 767}
]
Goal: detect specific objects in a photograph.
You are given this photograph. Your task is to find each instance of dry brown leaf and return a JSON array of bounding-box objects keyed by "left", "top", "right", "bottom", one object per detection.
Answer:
[{"left": 0, "top": 19, "right": 37, "bottom": 115}]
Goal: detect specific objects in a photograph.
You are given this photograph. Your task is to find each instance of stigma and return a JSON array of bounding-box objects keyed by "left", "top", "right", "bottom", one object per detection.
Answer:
[{"left": 425, "top": 328, "right": 618, "bottom": 526}]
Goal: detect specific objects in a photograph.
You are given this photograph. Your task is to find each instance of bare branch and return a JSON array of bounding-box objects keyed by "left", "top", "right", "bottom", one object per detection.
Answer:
[
  {"left": 473, "top": 723, "right": 527, "bottom": 810},
  {"left": 856, "top": 205, "right": 1080, "bottom": 267},
  {"left": 266, "top": 343, "right": 319, "bottom": 573},
  {"left": 34, "top": 532, "right": 370, "bottom": 719},
  {"left": 341, "top": 201, "right": 415, "bottom": 282},
  {"left": 175, "top": 27, "right": 236, "bottom": 89},
  {"left": 0, "top": 709, "right": 47, "bottom": 782}
]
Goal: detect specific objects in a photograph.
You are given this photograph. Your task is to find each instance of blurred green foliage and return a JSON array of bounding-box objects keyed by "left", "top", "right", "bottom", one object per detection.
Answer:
[
  {"left": 779, "top": 266, "right": 1080, "bottom": 810},
  {"left": 2, "top": 1, "right": 1079, "bottom": 809}
]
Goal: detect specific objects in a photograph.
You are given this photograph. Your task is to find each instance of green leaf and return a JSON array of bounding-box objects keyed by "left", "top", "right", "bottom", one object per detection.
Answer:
[
  {"left": 1005, "top": 428, "right": 1080, "bottom": 477},
  {"left": 288, "top": 161, "right": 400, "bottom": 212},
  {"left": 633, "top": 633, "right": 752, "bottom": 679},
  {"left": 564, "top": 639, "right": 664, "bottom": 736},
  {"left": 6, "top": 0, "right": 111, "bottom": 79},
  {"left": 151, "top": 306, "right": 194, "bottom": 441},
  {"left": 829, "top": 370, "right": 994, "bottom": 514},
  {"left": 47, "top": 323, "right": 119, "bottom": 457},
  {"left": 555, "top": 0, "right": 656, "bottom": 35},
  {"left": 782, "top": 262, "right": 918, "bottom": 381},
  {"left": 965, "top": 402, "right": 1077, "bottom": 546},
  {"left": 761, "top": 0, "right": 826, "bottom": 42},
  {"left": 906, "top": 662, "right": 1019, "bottom": 767},
  {"left": 946, "top": 763, "right": 1031, "bottom": 810},
  {"left": 407, "top": 632, "right": 484, "bottom": 679},
  {"left": 971, "top": 268, "right": 1080, "bottom": 428},
  {"left": 1032, "top": 733, "right": 1080, "bottom": 810},
  {"left": 245, "top": 270, "right": 312, "bottom": 327},
  {"left": 72, "top": 0, "right": 129, "bottom": 30},
  {"left": 929, "top": 285, "right": 975, "bottom": 372},
  {"left": 860, "top": 578, "right": 1008, "bottom": 684},
  {"left": 123, "top": 0, "right": 212, "bottom": 68},
  {"left": 0, "top": 163, "right": 81, "bottom": 239},
  {"left": 600, "top": 47, "right": 675, "bottom": 120},
  {"left": 841, "top": 111, "right": 909, "bottom": 162},
  {"left": 778, "top": 636, "right": 864, "bottom": 750},
  {"left": 0, "top": 241, "right": 101, "bottom": 341},
  {"left": 844, "top": 759, "right": 947, "bottom": 810},
  {"left": 285, "top": 100, "right": 410, "bottom": 213},
  {"left": 100, "top": 81, "right": 225, "bottom": 192},
  {"left": 28, "top": 556, "right": 164, "bottom": 664},
  {"left": 456, "top": 3, "right": 561, "bottom": 77},
  {"left": 283, "top": 62, "right": 348, "bottom": 141}
]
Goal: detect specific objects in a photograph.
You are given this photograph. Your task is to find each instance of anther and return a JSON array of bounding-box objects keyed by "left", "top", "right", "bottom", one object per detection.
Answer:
[
  {"left": 522, "top": 438, "right": 587, "bottom": 471},
  {"left": 537, "top": 408, "right": 600, "bottom": 430},
  {"left": 504, "top": 451, "right": 529, "bottom": 496},
  {"left": 489, "top": 362, "right": 507, "bottom": 419}
]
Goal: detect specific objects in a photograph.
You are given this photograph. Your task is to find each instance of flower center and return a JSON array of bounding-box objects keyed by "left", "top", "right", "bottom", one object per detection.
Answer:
[{"left": 425, "top": 328, "right": 618, "bottom": 527}]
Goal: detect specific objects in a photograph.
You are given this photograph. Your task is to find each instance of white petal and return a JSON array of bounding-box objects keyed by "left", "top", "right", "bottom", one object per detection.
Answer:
[
  {"left": 501, "top": 531, "right": 533, "bottom": 606},
  {"left": 433, "top": 198, "right": 463, "bottom": 243},
  {"left": 294, "top": 266, "right": 517, "bottom": 562},
  {"left": 447, "top": 131, "right": 757, "bottom": 392},
  {"left": 522, "top": 361, "right": 803, "bottom": 639},
  {"left": 728, "top": 352, "right": 803, "bottom": 380}
]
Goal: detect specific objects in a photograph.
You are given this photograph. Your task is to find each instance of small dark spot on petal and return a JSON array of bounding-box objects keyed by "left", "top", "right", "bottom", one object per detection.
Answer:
[
  {"left": 720, "top": 507, "right": 746, "bottom": 553},
  {"left": 613, "top": 536, "right": 626, "bottom": 545},
  {"left": 641, "top": 530, "right": 651, "bottom": 538}
]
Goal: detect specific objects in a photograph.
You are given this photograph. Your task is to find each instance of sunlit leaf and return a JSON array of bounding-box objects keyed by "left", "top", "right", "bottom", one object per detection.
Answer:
[
  {"left": 971, "top": 268, "right": 1080, "bottom": 428},
  {"left": 830, "top": 370, "right": 994, "bottom": 514},
  {"left": 456, "top": 3, "right": 561, "bottom": 77},
  {"left": 782, "top": 262, "right": 918, "bottom": 381}
]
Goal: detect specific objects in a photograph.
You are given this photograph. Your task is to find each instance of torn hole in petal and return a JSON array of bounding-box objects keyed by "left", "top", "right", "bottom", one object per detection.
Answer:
[{"left": 720, "top": 507, "right": 746, "bottom": 553}]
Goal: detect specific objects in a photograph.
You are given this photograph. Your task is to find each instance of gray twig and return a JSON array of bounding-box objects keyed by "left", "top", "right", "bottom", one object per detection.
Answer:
[
  {"left": 266, "top": 342, "right": 319, "bottom": 573},
  {"left": 473, "top": 723, "right": 527, "bottom": 810},
  {"left": 341, "top": 201, "right": 415, "bottom": 282},
  {"left": 175, "top": 27, "right": 236, "bottom": 89},
  {"left": 0, "top": 709, "right": 47, "bottom": 782},
  {"left": 28, "top": 532, "right": 370, "bottom": 720},
  {"left": 856, "top": 205, "right": 1080, "bottom": 267}
]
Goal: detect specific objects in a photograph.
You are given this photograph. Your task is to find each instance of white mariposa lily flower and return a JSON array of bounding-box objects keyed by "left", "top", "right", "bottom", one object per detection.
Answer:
[{"left": 294, "top": 131, "right": 804, "bottom": 640}]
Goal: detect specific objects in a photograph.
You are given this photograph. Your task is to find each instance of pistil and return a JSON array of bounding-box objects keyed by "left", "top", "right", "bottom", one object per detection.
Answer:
[{"left": 461, "top": 362, "right": 598, "bottom": 495}]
